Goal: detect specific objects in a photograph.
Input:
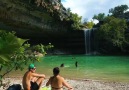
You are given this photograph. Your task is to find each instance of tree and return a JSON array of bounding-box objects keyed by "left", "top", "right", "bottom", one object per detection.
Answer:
[
  {"left": 93, "top": 13, "right": 106, "bottom": 21},
  {"left": 83, "top": 21, "right": 94, "bottom": 29},
  {"left": 95, "top": 16, "right": 127, "bottom": 53},
  {"left": 109, "top": 5, "right": 128, "bottom": 18},
  {"left": 0, "top": 30, "right": 53, "bottom": 86},
  {"left": 66, "top": 8, "right": 71, "bottom": 14},
  {"left": 69, "top": 13, "right": 82, "bottom": 30}
]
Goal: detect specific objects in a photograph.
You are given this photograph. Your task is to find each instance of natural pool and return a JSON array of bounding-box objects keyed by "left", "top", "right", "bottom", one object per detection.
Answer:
[
  {"left": 8, "top": 55, "right": 129, "bottom": 82},
  {"left": 33, "top": 55, "right": 129, "bottom": 82}
]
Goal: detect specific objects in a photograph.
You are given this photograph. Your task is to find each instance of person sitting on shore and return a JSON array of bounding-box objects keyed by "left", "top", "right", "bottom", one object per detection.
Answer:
[
  {"left": 46, "top": 67, "right": 73, "bottom": 90},
  {"left": 22, "top": 64, "right": 45, "bottom": 90}
]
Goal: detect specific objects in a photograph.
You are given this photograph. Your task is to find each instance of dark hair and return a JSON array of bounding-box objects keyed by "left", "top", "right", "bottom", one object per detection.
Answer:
[{"left": 53, "top": 67, "right": 60, "bottom": 76}]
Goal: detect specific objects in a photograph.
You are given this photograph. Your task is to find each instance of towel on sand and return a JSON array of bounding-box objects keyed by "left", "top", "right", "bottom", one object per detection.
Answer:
[{"left": 40, "top": 87, "right": 51, "bottom": 90}]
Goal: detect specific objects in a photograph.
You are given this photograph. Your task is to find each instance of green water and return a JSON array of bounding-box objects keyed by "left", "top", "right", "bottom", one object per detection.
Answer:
[
  {"left": 32, "top": 55, "right": 129, "bottom": 82},
  {"left": 7, "top": 55, "right": 129, "bottom": 82}
]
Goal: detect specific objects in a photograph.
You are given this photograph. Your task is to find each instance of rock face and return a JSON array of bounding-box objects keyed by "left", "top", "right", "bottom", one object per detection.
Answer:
[
  {"left": 0, "top": 0, "right": 69, "bottom": 35},
  {"left": 0, "top": 0, "right": 85, "bottom": 54}
]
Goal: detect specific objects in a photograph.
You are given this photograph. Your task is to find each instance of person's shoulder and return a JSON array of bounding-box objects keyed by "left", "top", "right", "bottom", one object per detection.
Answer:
[
  {"left": 24, "top": 71, "right": 30, "bottom": 75},
  {"left": 58, "top": 75, "right": 64, "bottom": 80}
]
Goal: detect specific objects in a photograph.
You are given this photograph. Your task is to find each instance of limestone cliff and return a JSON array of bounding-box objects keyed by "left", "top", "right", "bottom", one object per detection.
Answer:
[
  {"left": 0, "top": 0, "right": 70, "bottom": 38},
  {"left": 0, "top": 0, "right": 85, "bottom": 54}
]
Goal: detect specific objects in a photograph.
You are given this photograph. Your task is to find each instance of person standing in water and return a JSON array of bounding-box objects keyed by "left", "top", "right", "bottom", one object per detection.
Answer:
[{"left": 75, "top": 61, "right": 78, "bottom": 68}]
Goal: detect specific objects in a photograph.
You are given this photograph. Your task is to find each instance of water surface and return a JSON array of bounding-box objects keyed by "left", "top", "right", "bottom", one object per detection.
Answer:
[
  {"left": 7, "top": 55, "right": 129, "bottom": 82},
  {"left": 33, "top": 55, "right": 129, "bottom": 82}
]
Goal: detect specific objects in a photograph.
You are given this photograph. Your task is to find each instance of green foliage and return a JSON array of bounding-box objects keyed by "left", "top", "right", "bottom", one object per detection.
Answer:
[
  {"left": 93, "top": 13, "right": 106, "bottom": 21},
  {"left": 0, "top": 30, "right": 53, "bottom": 86},
  {"left": 30, "top": 43, "right": 54, "bottom": 55},
  {"left": 109, "top": 5, "right": 128, "bottom": 18},
  {"left": 69, "top": 13, "right": 82, "bottom": 30},
  {"left": 66, "top": 8, "right": 71, "bottom": 14},
  {"left": 83, "top": 21, "right": 94, "bottom": 29},
  {"left": 0, "top": 30, "right": 27, "bottom": 64},
  {"left": 0, "top": 30, "right": 28, "bottom": 85},
  {"left": 95, "top": 16, "right": 127, "bottom": 53}
]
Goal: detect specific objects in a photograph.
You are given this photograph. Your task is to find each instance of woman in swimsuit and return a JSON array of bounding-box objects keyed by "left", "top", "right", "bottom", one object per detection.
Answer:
[{"left": 46, "top": 67, "right": 73, "bottom": 90}]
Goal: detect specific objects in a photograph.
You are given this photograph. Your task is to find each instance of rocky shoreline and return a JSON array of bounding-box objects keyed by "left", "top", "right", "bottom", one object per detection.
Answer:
[{"left": 1, "top": 77, "right": 129, "bottom": 90}]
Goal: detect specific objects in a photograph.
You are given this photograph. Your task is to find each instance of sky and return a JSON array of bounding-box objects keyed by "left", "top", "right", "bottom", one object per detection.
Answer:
[{"left": 61, "top": 0, "right": 129, "bottom": 22}]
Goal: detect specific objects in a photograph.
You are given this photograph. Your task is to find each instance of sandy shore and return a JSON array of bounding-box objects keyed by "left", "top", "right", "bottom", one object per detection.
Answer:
[{"left": 1, "top": 77, "right": 129, "bottom": 90}]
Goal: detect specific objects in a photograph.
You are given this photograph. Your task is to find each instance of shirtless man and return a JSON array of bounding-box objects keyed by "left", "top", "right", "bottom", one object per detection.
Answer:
[
  {"left": 46, "top": 67, "right": 73, "bottom": 90},
  {"left": 22, "top": 64, "right": 45, "bottom": 90}
]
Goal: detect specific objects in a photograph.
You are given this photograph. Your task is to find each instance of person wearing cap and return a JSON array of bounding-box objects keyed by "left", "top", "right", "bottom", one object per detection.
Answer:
[
  {"left": 22, "top": 64, "right": 45, "bottom": 90},
  {"left": 46, "top": 67, "right": 73, "bottom": 90}
]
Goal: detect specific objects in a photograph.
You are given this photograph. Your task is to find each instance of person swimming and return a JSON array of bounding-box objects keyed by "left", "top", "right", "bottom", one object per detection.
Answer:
[{"left": 60, "top": 63, "right": 64, "bottom": 67}]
